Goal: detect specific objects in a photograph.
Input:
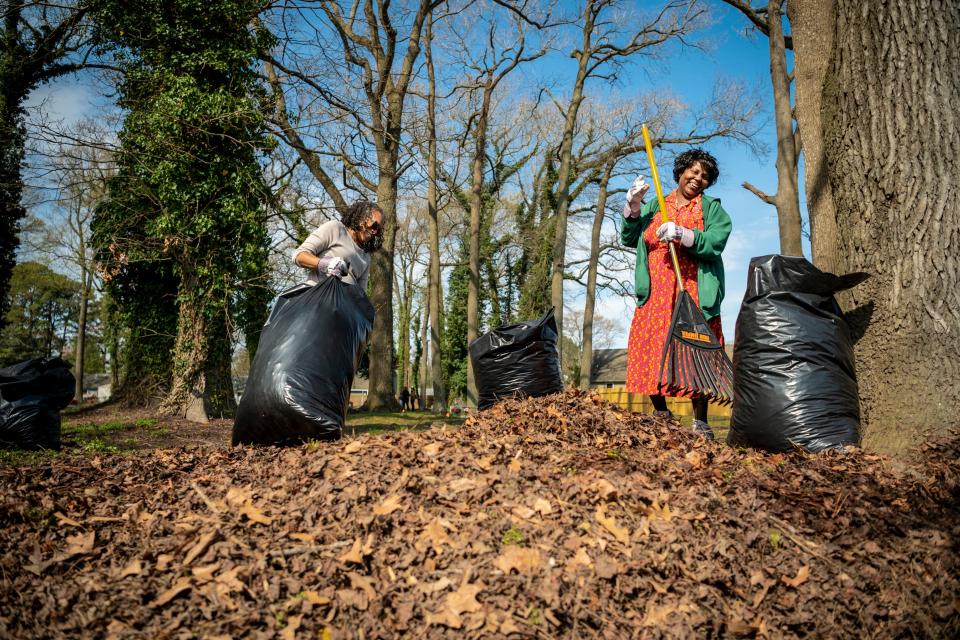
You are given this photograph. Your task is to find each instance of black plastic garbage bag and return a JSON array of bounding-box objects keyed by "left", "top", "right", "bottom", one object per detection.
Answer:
[
  {"left": 469, "top": 309, "right": 564, "bottom": 410},
  {"left": 0, "top": 357, "right": 75, "bottom": 451},
  {"left": 729, "top": 255, "right": 868, "bottom": 452},
  {"left": 233, "top": 277, "right": 375, "bottom": 446}
]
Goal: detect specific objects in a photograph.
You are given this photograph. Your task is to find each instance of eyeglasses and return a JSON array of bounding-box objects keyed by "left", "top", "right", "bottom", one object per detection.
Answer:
[{"left": 364, "top": 220, "right": 382, "bottom": 234}]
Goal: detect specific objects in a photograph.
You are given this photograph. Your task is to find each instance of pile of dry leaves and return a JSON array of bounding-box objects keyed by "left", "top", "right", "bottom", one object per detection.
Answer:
[{"left": 0, "top": 390, "right": 957, "bottom": 638}]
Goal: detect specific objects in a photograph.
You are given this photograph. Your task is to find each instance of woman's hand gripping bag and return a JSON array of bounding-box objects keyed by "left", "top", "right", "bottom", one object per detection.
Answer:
[
  {"left": 729, "top": 255, "right": 868, "bottom": 452},
  {"left": 233, "top": 277, "right": 374, "bottom": 446}
]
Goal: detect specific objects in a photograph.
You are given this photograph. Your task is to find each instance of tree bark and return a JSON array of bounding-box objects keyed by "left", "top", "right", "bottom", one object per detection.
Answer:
[
  {"left": 766, "top": 0, "right": 803, "bottom": 256},
  {"left": 549, "top": 2, "right": 595, "bottom": 361},
  {"left": 788, "top": 0, "right": 839, "bottom": 272},
  {"left": 424, "top": 13, "right": 446, "bottom": 412},
  {"left": 579, "top": 159, "right": 615, "bottom": 390},
  {"left": 73, "top": 271, "right": 91, "bottom": 403},
  {"left": 816, "top": 0, "right": 960, "bottom": 455}
]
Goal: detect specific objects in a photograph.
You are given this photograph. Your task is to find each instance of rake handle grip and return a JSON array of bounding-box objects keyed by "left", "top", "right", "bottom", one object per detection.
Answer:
[{"left": 641, "top": 125, "right": 685, "bottom": 293}]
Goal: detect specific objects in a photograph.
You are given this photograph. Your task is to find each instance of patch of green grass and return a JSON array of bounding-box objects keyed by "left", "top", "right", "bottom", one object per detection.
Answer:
[
  {"left": 63, "top": 420, "right": 128, "bottom": 437},
  {"left": 0, "top": 448, "right": 58, "bottom": 466},
  {"left": 527, "top": 607, "right": 542, "bottom": 626},
  {"left": 134, "top": 418, "right": 158, "bottom": 429},
  {"left": 501, "top": 525, "right": 524, "bottom": 546},
  {"left": 80, "top": 439, "right": 120, "bottom": 454},
  {"left": 606, "top": 449, "right": 622, "bottom": 458}
]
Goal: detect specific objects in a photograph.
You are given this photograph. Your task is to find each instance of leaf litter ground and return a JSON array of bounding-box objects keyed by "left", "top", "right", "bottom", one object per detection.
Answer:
[{"left": 0, "top": 390, "right": 957, "bottom": 638}]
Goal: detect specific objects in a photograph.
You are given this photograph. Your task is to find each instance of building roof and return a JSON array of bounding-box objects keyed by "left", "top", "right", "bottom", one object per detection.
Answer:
[{"left": 590, "top": 348, "right": 628, "bottom": 384}]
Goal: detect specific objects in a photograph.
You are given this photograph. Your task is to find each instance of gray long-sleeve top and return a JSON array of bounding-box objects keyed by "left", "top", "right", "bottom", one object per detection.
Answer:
[{"left": 293, "top": 220, "right": 371, "bottom": 292}]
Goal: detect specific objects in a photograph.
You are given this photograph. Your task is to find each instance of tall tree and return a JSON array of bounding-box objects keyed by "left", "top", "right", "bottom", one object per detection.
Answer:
[
  {"left": 422, "top": 11, "right": 447, "bottom": 411},
  {"left": 0, "top": 1, "right": 95, "bottom": 331},
  {"left": 723, "top": 0, "right": 803, "bottom": 256},
  {"left": 29, "top": 121, "right": 114, "bottom": 401},
  {"left": 791, "top": 0, "right": 960, "bottom": 454},
  {"left": 264, "top": 0, "right": 442, "bottom": 410},
  {"left": 92, "top": 0, "right": 274, "bottom": 421},
  {"left": 457, "top": 1, "right": 548, "bottom": 405},
  {"left": 549, "top": 0, "right": 706, "bottom": 355}
]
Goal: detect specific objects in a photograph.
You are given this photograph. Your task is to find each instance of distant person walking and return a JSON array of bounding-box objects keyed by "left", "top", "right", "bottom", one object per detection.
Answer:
[
  {"left": 399, "top": 387, "right": 410, "bottom": 412},
  {"left": 620, "top": 149, "right": 732, "bottom": 440},
  {"left": 410, "top": 387, "right": 420, "bottom": 411},
  {"left": 293, "top": 200, "right": 384, "bottom": 290}
]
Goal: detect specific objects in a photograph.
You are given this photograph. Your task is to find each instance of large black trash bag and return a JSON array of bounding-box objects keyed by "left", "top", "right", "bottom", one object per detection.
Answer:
[
  {"left": 729, "top": 255, "right": 869, "bottom": 452},
  {"left": 233, "top": 277, "right": 374, "bottom": 446},
  {"left": 469, "top": 309, "right": 564, "bottom": 410},
  {"left": 0, "top": 357, "right": 75, "bottom": 451}
]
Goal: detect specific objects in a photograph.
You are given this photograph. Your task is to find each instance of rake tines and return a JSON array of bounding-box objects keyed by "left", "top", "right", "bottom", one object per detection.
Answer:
[{"left": 658, "top": 291, "right": 734, "bottom": 405}]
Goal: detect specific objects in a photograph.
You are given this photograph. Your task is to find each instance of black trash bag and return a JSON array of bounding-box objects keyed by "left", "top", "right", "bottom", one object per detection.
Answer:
[
  {"left": 729, "top": 255, "right": 869, "bottom": 452},
  {"left": 0, "top": 357, "right": 75, "bottom": 451},
  {"left": 469, "top": 309, "right": 564, "bottom": 410},
  {"left": 233, "top": 277, "right": 375, "bottom": 446}
]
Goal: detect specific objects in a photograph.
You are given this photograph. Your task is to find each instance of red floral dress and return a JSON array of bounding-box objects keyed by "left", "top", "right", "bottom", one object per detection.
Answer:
[{"left": 625, "top": 191, "right": 724, "bottom": 397}]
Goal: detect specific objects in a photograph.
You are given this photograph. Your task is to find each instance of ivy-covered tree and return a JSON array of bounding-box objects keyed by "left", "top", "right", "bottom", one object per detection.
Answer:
[{"left": 91, "top": 0, "right": 273, "bottom": 421}]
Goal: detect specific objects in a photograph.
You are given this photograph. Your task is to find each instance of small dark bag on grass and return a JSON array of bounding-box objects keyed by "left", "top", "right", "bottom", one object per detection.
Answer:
[
  {"left": 0, "top": 357, "right": 75, "bottom": 451},
  {"left": 729, "top": 255, "right": 868, "bottom": 452},
  {"left": 233, "top": 277, "right": 374, "bottom": 446},
  {"left": 469, "top": 309, "right": 564, "bottom": 410}
]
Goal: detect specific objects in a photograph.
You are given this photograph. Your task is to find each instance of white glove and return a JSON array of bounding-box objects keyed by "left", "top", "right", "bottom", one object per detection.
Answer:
[
  {"left": 656, "top": 221, "right": 695, "bottom": 247},
  {"left": 317, "top": 255, "right": 348, "bottom": 278},
  {"left": 624, "top": 175, "right": 649, "bottom": 217}
]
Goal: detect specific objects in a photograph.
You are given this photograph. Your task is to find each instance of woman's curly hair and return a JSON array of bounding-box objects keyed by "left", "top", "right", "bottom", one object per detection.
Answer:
[
  {"left": 341, "top": 200, "right": 381, "bottom": 231},
  {"left": 673, "top": 149, "right": 720, "bottom": 187}
]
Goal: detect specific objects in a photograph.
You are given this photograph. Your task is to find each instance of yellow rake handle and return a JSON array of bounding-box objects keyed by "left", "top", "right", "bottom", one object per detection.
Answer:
[{"left": 641, "top": 124, "right": 684, "bottom": 293}]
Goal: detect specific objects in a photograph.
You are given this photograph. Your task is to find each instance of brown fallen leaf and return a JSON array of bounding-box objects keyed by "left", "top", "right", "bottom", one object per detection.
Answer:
[
  {"left": 532, "top": 497, "right": 552, "bottom": 515},
  {"left": 289, "top": 532, "right": 315, "bottom": 543},
  {"left": 416, "top": 517, "right": 454, "bottom": 555},
  {"left": 781, "top": 565, "right": 810, "bottom": 588},
  {"left": 373, "top": 494, "right": 403, "bottom": 516},
  {"left": 183, "top": 530, "right": 218, "bottom": 566},
  {"left": 225, "top": 487, "right": 273, "bottom": 526},
  {"left": 342, "top": 440, "right": 363, "bottom": 454},
  {"left": 191, "top": 563, "right": 220, "bottom": 583},
  {"left": 148, "top": 577, "right": 192, "bottom": 608},
  {"left": 426, "top": 581, "right": 485, "bottom": 629},
  {"left": 300, "top": 590, "right": 331, "bottom": 606},
  {"left": 565, "top": 547, "right": 593, "bottom": 574},
  {"left": 66, "top": 530, "right": 96, "bottom": 555},
  {"left": 494, "top": 546, "right": 542, "bottom": 575},
  {"left": 595, "top": 505, "right": 630, "bottom": 545},
  {"left": 280, "top": 614, "right": 302, "bottom": 640},
  {"left": 116, "top": 559, "right": 142, "bottom": 579},
  {"left": 348, "top": 572, "right": 377, "bottom": 600}
]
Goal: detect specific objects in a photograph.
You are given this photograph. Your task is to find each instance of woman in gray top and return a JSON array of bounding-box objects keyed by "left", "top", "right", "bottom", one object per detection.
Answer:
[{"left": 293, "top": 201, "right": 384, "bottom": 291}]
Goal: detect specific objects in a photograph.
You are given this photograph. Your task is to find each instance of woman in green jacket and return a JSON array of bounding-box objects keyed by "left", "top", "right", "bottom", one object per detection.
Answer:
[{"left": 620, "top": 149, "right": 731, "bottom": 440}]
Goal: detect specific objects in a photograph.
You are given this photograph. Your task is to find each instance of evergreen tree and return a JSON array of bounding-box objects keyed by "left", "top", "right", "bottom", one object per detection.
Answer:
[{"left": 442, "top": 240, "right": 470, "bottom": 401}]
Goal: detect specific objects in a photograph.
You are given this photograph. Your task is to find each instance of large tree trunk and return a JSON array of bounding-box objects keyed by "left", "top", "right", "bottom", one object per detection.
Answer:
[
  {"left": 814, "top": 0, "right": 960, "bottom": 455},
  {"left": 466, "top": 105, "right": 489, "bottom": 407},
  {"left": 789, "top": 0, "right": 840, "bottom": 272},
  {"left": 73, "top": 272, "right": 91, "bottom": 403},
  {"left": 366, "top": 175, "right": 400, "bottom": 411},
  {"left": 579, "top": 160, "right": 614, "bottom": 390},
  {"left": 160, "top": 275, "right": 237, "bottom": 422},
  {"left": 424, "top": 13, "right": 446, "bottom": 412}
]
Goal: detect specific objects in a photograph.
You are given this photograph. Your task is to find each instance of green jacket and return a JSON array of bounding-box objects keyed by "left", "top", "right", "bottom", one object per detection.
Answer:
[{"left": 619, "top": 193, "right": 731, "bottom": 320}]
